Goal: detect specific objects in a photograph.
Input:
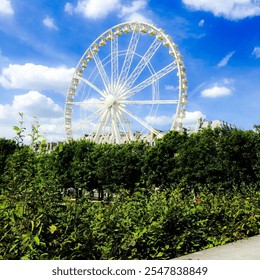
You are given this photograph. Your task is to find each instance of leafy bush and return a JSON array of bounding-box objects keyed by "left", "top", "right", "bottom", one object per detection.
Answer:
[{"left": 0, "top": 124, "right": 260, "bottom": 259}]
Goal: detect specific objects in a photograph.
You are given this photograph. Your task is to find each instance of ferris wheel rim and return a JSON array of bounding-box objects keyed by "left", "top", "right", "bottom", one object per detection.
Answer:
[{"left": 65, "top": 21, "right": 188, "bottom": 143}]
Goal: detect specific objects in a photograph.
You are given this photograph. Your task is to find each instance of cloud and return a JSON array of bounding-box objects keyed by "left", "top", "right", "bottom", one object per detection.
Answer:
[
  {"left": 165, "top": 85, "right": 178, "bottom": 91},
  {"left": 80, "top": 98, "right": 103, "bottom": 113},
  {"left": 119, "top": 0, "right": 152, "bottom": 22},
  {"left": 199, "top": 19, "right": 205, "bottom": 27},
  {"left": 0, "top": 63, "right": 74, "bottom": 93},
  {"left": 0, "top": 91, "right": 65, "bottom": 142},
  {"left": 145, "top": 115, "right": 172, "bottom": 126},
  {"left": 201, "top": 86, "right": 232, "bottom": 98},
  {"left": 182, "top": 0, "right": 260, "bottom": 20},
  {"left": 0, "top": 91, "right": 62, "bottom": 119},
  {"left": 43, "top": 16, "right": 58, "bottom": 30},
  {"left": 65, "top": 0, "right": 152, "bottom": 22},
  {"left": 0, "top": 0, "right": 14, "bottom": 16},
  {"left": 73, "top": 0, "right": 120, "bottom": 19},
  {"left": 182, "top": 110, "right": 206, "bottom": 127},
  {"left": 252, "top": 46, "right": 260, "bottom": 58},
  {"left": 64, "top": 2, "right": 74, "bottom": 15},
  {"left": 217, "top": 51, "right": 235, "bottom": 67},
  {"left": 223, "top": 77, "right": 234, "bottom": 84}
]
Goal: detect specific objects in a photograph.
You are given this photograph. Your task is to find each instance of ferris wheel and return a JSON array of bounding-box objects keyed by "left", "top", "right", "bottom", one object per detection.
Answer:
[{"left": 65, "top": 22, "right": 187, "bottom": 144}]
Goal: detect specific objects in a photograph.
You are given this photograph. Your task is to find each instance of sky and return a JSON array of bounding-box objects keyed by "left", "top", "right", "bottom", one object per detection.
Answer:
[{"left": 0, "top": 0, "right": 259, "bottom": 143}]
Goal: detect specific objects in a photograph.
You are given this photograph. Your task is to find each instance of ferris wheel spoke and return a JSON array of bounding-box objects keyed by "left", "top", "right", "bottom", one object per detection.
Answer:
[
  {"left": 123, "top": 99, "right": 179, "bottom": 105},
  {"left": 77, "top": 76, "right": 106, "bottom": 98},
  {"left": 118, "top": 110, "right": 135, "bottom": 141},
  {"left": 111, "top": 35, "right": 118, "bottom": 92},
  {"left": 120, "top": 107, "right": 160, "bottom": 136},
  {"left": 71, "top": 100, "right": 105, "bottom": 106},
  {"left": 72, "top": 107, "right": 103, "bottom": 131},
  {"left": 121, "top": 62, "right": 177, "bottom": 99},
  {"left": 92, "top": 51, "right": 110, "bottom": 92},
  {"left": 113, "top": 108, "right": 134, "bottom": 142},
  {"left": 93, "top": 109, "right": 110, "bottom": 143},
  {"left": 110, "top": 108, "right": 121, "bottom": 144},
  {"left": 123, "top": 38, "right": 162, "bottom": 89},
  {"left": 118, "top": 31, "right": 140, "bottom": 86}
]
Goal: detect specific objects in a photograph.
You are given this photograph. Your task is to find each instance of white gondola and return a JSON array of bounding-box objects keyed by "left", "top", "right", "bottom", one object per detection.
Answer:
[
  {"left": 169, "top": 49, "right": 176, "bottom": 57},
  {"left": 69, "top": 88, "right": 76, "bottom": 96},
  {"left": 99, "top": 37, "right": 106, "bottom": 46},
  {"left": 81, "top": 59, "right": 87, "bottom": 69},
  {"left": 106, "top": 31, "right": 113, "bottom": 40},
  {"left": 65, "top": 118, "right": 71, "bottom": 125},
  {"left": 86, "top": 51, "right": 93, "bottom": 60},
  {"left": 66, "top": 98, "right": 73, "bottom": 105},
  {"left": 66, "top": 108, "right": 72, "bottom": 115},
  {"left": 140, "top": 25, "right": 147, "bottom": 33},
  {"left": 180, "top": 93, "right": 187, "bottom": 104},
  {"left": 156, "top": 30, "right": 164, "bottom": 41},
  {"left": 148, "top": 27, "right": 156, "bottom": 36},
  {"left": 76, "top": 69, "right": 83, "bottom": 77},
  {"left": 72, "top": 78, "right": 79, "bottom": 86},
  {"left": 122, "top": 24, "right": 130, "bottom": 34},
  {"left": 133, "top": 23, "right": 139, "bottom": 32},
  {"left": 92, "top": 44, "right": 99, "bottom": 53},
  {"left": 114, "top": 28, "right": 122, "bottom": 36}
]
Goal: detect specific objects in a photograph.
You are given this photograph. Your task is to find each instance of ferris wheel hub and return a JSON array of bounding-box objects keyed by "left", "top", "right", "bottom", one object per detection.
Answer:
[{"left": 105, "top": 94, "right": 117, "bottom": 108}]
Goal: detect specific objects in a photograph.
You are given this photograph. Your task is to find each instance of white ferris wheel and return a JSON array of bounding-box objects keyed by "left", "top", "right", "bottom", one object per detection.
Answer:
[{"left": 65, "top": 22, "right": 187, "bottom": 144}]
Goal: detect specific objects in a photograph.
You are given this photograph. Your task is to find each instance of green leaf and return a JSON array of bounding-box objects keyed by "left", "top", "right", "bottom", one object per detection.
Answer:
[
  {"left": 13, "top": 125, "right": 20, "bottom": 131},
  {"left": 49, "top": 224, "right": 57, "bottom": 234},
  {"left": 34, "top": 236, "right": 40, "bottom": 246},
  {"left": 31, "top": 221, "right": 34, "bottom": 232}
]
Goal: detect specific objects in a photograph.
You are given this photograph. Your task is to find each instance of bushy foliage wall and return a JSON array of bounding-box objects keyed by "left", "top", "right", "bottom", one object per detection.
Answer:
[{"left": 0, "top": 126, "right": 260, "bottom": 259}]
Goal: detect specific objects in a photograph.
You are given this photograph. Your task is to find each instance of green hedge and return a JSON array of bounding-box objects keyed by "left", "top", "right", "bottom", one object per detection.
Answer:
[
  {"left": 1, "top": 187, "right": 260, "bottom": 260},
  {"left": 0, "top": 126, "right": 260, "bottom": 259}
]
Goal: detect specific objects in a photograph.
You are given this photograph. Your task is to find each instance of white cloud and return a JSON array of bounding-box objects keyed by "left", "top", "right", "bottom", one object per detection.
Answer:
[
  {"left": 252, "top": 46, "right": 260, "bottom": 58},
  {"left": 0, "top": 91, "right": 65, "bottom": 142},
  {"left": 74, "top": 0, "right": 120, "bottom": 19},
  {"left": 182, "top": 0, "right": 260, "bottom": 20},
  {"left": 165, "top": 85, "right": 178, "bottom": 91},
  {"left": 201, "top": 86, "right": 232, "bottom": 98},
  {"left": 145, "top": 115, "right": 172, "bottom": 126},
  {"left": 223, "top": 77, "right": 234, "bottom": 84},
  {"left": 199, "top": 19, "right": 205, "bottom": 26},
  {"left": 217, "top": 51, "right": 235, "bottom": 67},
  {"left": 0, "top": 63, "right": 74, "bottom": 93},
  {"left": 43, "top": 16, "right": 58, "bottom": 30},
  {"left": 120, "top": 0, "right": 151, "bottom": 22},
  {"left": 182, "top": 110, "right": 206, "bottom": 128},
  {"left": 0, "top": 0, "right": 14, "bottom": 16},
  {"left": 121, "top": 0, "right": 146, "bottom": 15},
  {"left": 123, "top": 11, "right": 151, "bottom": 22},
  {"left": 2, "top": 91, "right": 63, "bottom": 119},
  {"left": 65, "top": 0, "right": 151, "bottom": 22},
  {"left": 80, "top": 97, "right": 103, "bottom": 113},
  {"left": 64, "top": 2, "right": 74, "bottom": 15}
]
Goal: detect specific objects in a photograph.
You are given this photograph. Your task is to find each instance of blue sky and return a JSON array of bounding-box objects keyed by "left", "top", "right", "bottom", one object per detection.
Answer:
[{"left": 0, "top": 0, "right": 259, "bottom": 142}]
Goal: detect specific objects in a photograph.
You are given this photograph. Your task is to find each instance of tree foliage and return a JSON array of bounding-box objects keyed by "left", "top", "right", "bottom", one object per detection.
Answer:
[{"left": 0, "top": 124, "right": 260, "bottom": 259}]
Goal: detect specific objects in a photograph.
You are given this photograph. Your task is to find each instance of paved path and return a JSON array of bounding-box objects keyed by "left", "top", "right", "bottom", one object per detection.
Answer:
[{"left": 174, "top": 234, "right": 260, "bottom": 260}]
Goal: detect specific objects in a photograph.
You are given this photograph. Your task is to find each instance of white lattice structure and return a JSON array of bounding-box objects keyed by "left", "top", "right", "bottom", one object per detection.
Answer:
[{"left": 65, "top": 22, "right": 188, "bottom": 144}]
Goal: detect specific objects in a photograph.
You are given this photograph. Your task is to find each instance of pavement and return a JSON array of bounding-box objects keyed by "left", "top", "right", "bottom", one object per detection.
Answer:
[{"left": 174, "top": 234, "right": 260, "bottom": 260}]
